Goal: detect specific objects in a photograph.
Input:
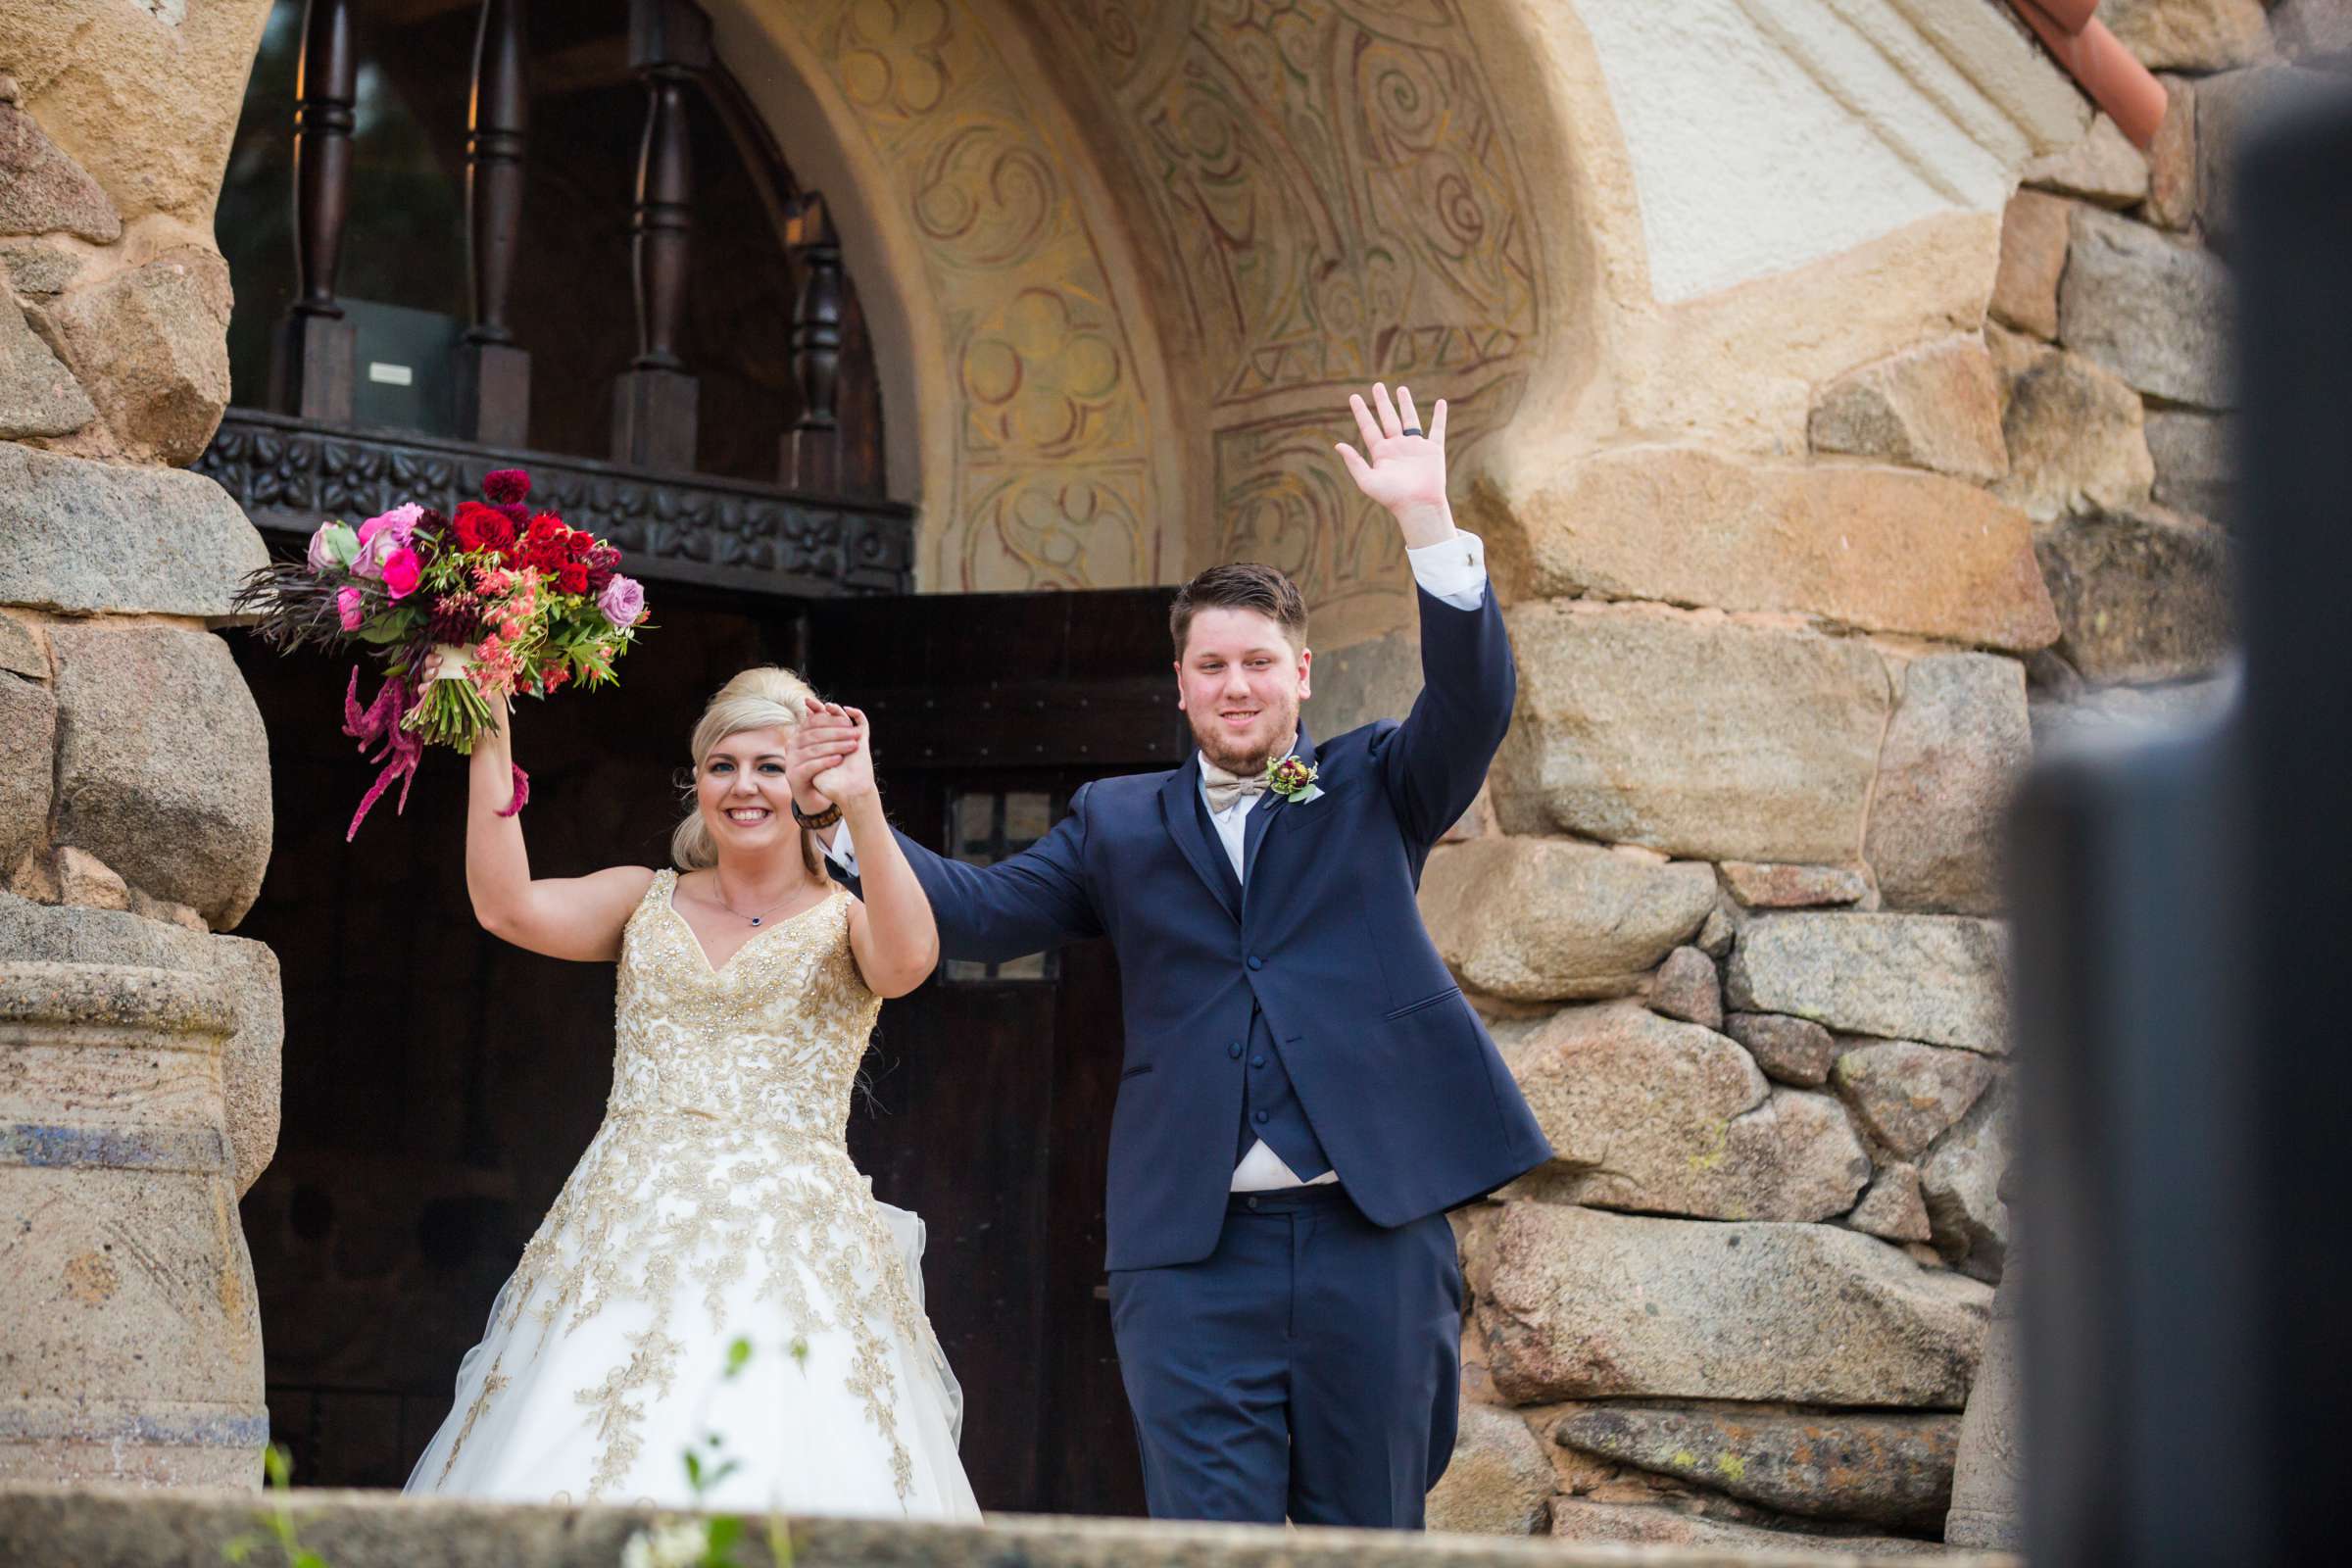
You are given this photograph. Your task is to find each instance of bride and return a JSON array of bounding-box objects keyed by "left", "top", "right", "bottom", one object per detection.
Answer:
[{"left": 404, "top": 665, "right": 979, "bottom": 1519}]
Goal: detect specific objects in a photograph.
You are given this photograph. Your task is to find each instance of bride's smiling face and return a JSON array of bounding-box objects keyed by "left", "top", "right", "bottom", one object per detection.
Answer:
[{"left": 697, "top": 726, "right": 796, "bottom": 855}]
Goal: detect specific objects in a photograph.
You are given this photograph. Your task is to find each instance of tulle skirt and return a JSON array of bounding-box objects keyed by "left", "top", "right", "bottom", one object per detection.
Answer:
[{"left": 404, "top": 1116, "right": 978, "bottom": 1520}]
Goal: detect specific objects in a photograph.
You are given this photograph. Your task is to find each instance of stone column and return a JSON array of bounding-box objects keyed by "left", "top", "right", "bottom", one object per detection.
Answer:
[{"left": 2, "top": 0, "right": 283, "bottom": 1490}]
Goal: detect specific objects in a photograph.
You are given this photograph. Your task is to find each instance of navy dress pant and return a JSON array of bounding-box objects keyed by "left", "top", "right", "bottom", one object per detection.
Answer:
[{"left": 1106, "top": 1186, "right": 1462, "bottom": 1528}]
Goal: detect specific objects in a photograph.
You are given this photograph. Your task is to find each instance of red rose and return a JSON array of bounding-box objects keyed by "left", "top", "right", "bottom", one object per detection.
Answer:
[
  {"left": 527, "top": 513, "right": 566, "bottom": 546},
  {"left": 473, "top": 509, "right": 515, "bottom": 551},
  {"left": 556, "top": 562, "right": 590, "bottom": 595},
  {"left": 452, "top": 501, "right": 495, "bottom": 552},
  {"left": 565, "top": 529, "right": 595, "bottom": 559}
]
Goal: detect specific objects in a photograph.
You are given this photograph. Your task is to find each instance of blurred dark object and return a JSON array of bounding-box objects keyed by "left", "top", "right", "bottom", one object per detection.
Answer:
[{"left": 2009, "top": 82, "right": 2352, "bottom": 1566}]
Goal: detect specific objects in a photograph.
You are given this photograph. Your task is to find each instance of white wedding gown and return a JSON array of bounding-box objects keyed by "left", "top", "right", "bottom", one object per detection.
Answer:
[{"left": 405, "top": 870, "right": 979, "bottom": 1518}]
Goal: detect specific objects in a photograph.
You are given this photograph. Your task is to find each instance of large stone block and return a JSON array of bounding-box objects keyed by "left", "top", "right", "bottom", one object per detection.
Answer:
[
  {"left": 1866, "top": 654, "right": 2033, "bottom": 916},
  {"left": 1426, "top": 1401, "right": 1552, "bottom": 1536},
  {"left": 1419, "top": 838, "right": 1715, "bottom": 1002},
  {"left": 1990, "top": 189, "right": 2071, "bottom": 340},
  {"left": 1554, "top": 1403, "right": 1960, "bottom": 1531},
  {"left": 1807, "top": 338, "right": 2007, "bottom": 483},
  {"left": 2023, "top": 114, "right": 2150, "bottom": 207},
  {"left": 1468, "top": 1202, "right": 1990, "bottom": 1406},
  {"left": 2060, "top": 206, "right": 2232, "bottom": 408},
  {"left": 0, "top": 444, "right": 265, "bottom": 617},
  {"left": 1849, "top": 1162, "right": 1935, "bottom": 1245},
  {"left": 48, "top": 622, "right": 270, "bottom": 929},
  {"left": 1833, "top": 1042, "right": 1997, "bottom": 1159},
  {"left": 0, "top": 889, "right": 214, "bottom": 969},
  {"left": 1725, "top": 1011, "right": 1841, "bottom": 1088},
  {"left": 1494, "top": 605, "right": 1893, "bottom": 865},
  {"left": 1503, "top": 1003, "right": 1869, "bottom": 1222},
  {"left": 2145, "top": 74, "right": 2198, "bottom": 232},
  {"left": 1726, "top": 913, "right": 2009, "bottom": 1055},
  {"left": 1990, "top": 330, "right": 2155, "bottom": 524},
  {"left": 1719, "top": 861, "right": 1870, "bottom": 909},
  {"left": 0, "top": 101, "right": 121, "bottom": 241},
  {"left": 2104, "top": 0, "right": 2272, "bottom": 73},
  {"left": 1923, "top": 1087, "right": 2012, "bottom": 1283},
  {"left": 0, "top": 670, "right": 57, "bottom": 874},
  {"left": 1, "top": 292, "right": 94, "bottom": 438},
  {"left": 1546, "top": 1500, "right": 1945, "bottom": 1553},
  {"left": 2145, "top": 409, "right": 2232, "bottom": 520},
  {"left": 210, "top": 935, "right": 281, "bottom": 1198},
  {"left": 1497, "top": 448, "right": 2057, "bottom": 652},
  {"left": 0, "top": 0, "right": 275, "bottom": 227},
  {"left": 2034, "top": 507, "right": 2234, "bottom": 684},
  {"left": 1945, "top": 1269, "right": 2024, "bottom": 1547},
  {"left": 38, "top": 247, "right": 232, "bottom": 465}
]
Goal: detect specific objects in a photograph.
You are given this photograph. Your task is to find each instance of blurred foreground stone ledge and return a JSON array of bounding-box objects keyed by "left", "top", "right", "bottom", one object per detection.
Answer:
[{"left": 0, "top": 1484, "right": 2025, "bottom": 1568}]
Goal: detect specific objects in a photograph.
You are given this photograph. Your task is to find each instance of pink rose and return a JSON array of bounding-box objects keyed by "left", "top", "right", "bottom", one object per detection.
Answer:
[
  {"left": 381, "top": 547, "right": 422, "bottom": 600},
  {"left": 356, "top": 503, "right": 423, "bottom": 549},
  {"left": 353, "top": 504, "right": 424, "bottom": 577},
  {"left": 336, "top": 586, "right": 366, "bottom": 631},
  {"left": 596, "top": 573, "right": 644, "bottom": 629}
]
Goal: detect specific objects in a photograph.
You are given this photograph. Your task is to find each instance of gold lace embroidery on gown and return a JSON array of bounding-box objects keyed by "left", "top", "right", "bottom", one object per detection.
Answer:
[{"left": 442, "top": 870, "right": 939, "bottom": 1498}]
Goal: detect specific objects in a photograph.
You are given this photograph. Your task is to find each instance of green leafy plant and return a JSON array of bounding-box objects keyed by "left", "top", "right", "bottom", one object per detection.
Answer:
[
  {"left": 222, "top": 1444, "right": 329, "bottom": 1568},
  {"left": 620, "top": 1337, "right": 799, "bottom": 1568}
]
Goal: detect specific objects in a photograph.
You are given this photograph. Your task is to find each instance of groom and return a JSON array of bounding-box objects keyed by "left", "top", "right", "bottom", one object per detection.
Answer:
[{"left": 787, "top": 382, "right": 1551, "bottom": 1529}]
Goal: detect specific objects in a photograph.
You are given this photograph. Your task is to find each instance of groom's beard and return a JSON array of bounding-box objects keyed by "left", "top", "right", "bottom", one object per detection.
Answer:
[{"left": 1190, "top": 695, "right": 1298, "bottom": 778}]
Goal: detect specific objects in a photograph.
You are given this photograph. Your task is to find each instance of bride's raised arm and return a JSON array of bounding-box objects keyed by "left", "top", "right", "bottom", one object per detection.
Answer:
[
  {"left": 802, "top": 700, "right": 939, "bottom": 998},
  {"left": 463, "top": 701, "right": 654, "bottom": 961}
]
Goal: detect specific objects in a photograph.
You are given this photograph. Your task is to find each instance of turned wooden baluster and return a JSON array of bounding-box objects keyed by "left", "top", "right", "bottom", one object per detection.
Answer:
[
  {"left": 783, "top": 192, "right": 842, "bottom": 493},
  {"left": 457, "top": 0, "right": 531, "bottom": 447},
  {"left": 611, "top": 0, "right": 710, "bottom": 471},
  {"left": 275, "top": 0, "right": 358, "bottom": 422}
]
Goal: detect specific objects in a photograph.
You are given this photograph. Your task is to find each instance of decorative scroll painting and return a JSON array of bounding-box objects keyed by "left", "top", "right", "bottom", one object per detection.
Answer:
[
  {"left": 794, "top": 0, "right": 1164, "bottom": 592},
  {"left": 1056, "top": 0, "right": 1544, "bottom": 636},
  {"left": 778, "top": 0, "right": 1543, "bottom": 624}
]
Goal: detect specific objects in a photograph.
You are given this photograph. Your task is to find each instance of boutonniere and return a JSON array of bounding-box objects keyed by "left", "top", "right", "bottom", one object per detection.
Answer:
[{"left": 1266, "top": 753, "right": 1324, "bottom": 805}]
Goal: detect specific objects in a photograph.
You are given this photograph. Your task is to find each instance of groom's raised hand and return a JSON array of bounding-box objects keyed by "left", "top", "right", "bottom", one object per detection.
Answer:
[{"left": 1334, "top": 382, "right": 1453, "bottom": 549}]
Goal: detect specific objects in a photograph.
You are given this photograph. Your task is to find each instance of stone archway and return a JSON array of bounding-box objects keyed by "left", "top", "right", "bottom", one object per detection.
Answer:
[{"left": 708, "top": 0, "right": 1563, "bottom": 654}]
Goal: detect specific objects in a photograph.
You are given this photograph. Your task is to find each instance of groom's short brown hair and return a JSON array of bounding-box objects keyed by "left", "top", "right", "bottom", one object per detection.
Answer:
[{"left": 1170, "top": 563, "right": 1308, "bottom": 657}]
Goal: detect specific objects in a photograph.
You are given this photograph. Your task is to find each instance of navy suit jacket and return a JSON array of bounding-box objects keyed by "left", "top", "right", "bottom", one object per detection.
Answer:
[{"left": 852, "top": 585, "right": 1552, "bottom": 1270}]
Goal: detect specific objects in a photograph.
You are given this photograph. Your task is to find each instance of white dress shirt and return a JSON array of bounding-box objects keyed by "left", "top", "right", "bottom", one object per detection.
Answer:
[{"left": 824, "top": 530, "right": 1491, "bottom": 1193}]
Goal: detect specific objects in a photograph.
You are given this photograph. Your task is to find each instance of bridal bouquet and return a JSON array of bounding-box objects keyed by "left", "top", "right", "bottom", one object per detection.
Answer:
[{"left": 233, "top": 467, "right": 649, "bottom": 839}]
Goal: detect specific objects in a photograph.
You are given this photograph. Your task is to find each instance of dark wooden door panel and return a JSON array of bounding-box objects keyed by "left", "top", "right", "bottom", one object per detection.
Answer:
[{"left": 813, "top": 588, "right": 1179, "bottom": 1518}]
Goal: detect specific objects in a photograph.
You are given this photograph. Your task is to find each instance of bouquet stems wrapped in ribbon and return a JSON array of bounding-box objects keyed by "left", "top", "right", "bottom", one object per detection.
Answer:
[{"left": 232, "top": 468, "right": 649, "bottom": 839}]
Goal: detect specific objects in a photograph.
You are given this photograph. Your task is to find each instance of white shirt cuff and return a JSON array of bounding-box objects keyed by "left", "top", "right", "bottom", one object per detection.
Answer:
[
  {"left": 1406, "top": 528, "right": 1487, "bottom": 610},
  {"left": 821, "top": 817, "right": 858, "bottom": 877}
]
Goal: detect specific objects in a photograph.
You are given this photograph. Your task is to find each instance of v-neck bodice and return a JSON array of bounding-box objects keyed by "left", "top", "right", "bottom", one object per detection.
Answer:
[{"left": 607, "top": 867, "right": 877, "bottom": 1138}]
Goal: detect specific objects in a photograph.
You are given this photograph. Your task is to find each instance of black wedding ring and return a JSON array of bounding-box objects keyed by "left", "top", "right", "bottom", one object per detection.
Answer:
[{"left": 1402, "top": 425, "right": 1423, "bottom": 437}]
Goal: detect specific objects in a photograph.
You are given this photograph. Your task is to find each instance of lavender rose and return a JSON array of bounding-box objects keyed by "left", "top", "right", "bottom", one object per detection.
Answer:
[
  {"left": 352, "top": 504, "right": 425, "bottom": 577},
  {"left": 597, "top": 573, "right": 645, "bottom": 628}
]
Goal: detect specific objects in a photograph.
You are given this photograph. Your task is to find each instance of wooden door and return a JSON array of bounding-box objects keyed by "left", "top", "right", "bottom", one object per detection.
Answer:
[{"left": 804, "top": 588, "right": 1183, "bottom": 1518}]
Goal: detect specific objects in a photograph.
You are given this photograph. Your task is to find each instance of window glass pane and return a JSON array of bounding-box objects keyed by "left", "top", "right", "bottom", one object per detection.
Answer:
[
  {"left": 955, "top": 792, "right": 998, "bottom": 856},
  {"left": 1003, "top": 791, "right": 1052, "bottom": 846}
]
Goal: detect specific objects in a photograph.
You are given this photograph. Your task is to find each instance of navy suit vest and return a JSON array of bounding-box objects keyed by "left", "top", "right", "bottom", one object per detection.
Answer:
[{"left": 1195, "top": 789, "right": 1333, "bottom": 1180}]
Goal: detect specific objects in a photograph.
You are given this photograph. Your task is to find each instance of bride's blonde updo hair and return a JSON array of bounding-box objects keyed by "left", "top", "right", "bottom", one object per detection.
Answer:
[{"left": 671, "top": 665, "right": 824, "bottom": 875}]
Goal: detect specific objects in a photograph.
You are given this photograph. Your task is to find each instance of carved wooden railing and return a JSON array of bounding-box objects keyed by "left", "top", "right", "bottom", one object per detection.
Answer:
[
  {"left": 248, "top": 0, "right": 882, "bottom": 595},
  {"left": 197, "top": 409, "right": 913, "bottom": 598}
]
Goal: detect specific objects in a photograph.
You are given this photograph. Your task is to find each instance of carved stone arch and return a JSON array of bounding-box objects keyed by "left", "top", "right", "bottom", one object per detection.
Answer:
[{"left": 707, "top": 0, "right": 1191, "bottom": 596}]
